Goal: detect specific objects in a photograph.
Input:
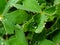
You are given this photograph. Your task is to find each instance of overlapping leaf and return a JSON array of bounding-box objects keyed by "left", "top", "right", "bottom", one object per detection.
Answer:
[
  {"left": 0, "top": 0, "right": 60, "bottom": 45},
  {"left": 2, "top": 10, "right": 28, "bottom": 34},
  {"left": 6, "top": 24, "right": 28, "bottom": 45}
]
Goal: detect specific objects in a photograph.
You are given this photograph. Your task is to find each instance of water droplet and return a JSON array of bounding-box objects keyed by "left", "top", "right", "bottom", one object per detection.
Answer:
[
  {"left": 34, "top": 26, "right": 37, "bottom": 29},
  {"left": 43, "top": 25, "right": 45, "bottom": 27},
  {"left": 35, "top": 30, "right": 39, "bottom": 33}
]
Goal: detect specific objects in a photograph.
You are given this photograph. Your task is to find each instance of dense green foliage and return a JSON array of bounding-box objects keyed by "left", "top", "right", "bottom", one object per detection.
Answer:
[{"left": 0, "top": 0, "right": 60, "bottom": 45}]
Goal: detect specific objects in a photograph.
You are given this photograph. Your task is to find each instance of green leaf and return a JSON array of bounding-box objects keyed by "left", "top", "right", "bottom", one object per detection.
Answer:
[
  {"left": 2, "top": 0, "right": 19, "bottom": 15},
  {"left": 56, "top": 4, "right": 60, "bottom": 16},
  {"left": 0, "top": 0, "right": 6, "bottom": 14},
  {"left": 2, "top": 18, "right": 15, "bottom": 34},
  {"left": 52, "top": 29, "right": 60, "bottom": 44},
  {"left": 15, "top": 10, "right": 28, "bottom": 24},
  {"left": 44, "top": 6, "right": 56, "bottom": 15},
  {"left": 35, "top": 14, "right": 47, "bottom": 33},
  {"left": 15, "top": 24, "right": 28, "bottom": 45},
  {"left": 0, "top": 0, "right": 60, "bottom": 45},
  {"left": 13, "top": 0, "right": 41, "bottom": 13},
  {"left": 0, "top": 27, "right": 5, "bottom": 36},
  {"left": 0, "top": 22, "right": 5, "bottom": 36},
  {"left": 2, "top": 10, "right": 28, "bottom": 34},
  {"left": 22, "top": 16, "right": 34, "bottom": 32},
  {"left": 7, "top": 10, "right": 28, "bottom": 24},
  {"left": 39, "top": 39, "right": 56, "bottom": 45},
  {"left": 47, "top": 15, "right": 55, "bottom": 21},
  {"left": 6, "top": 24, "right": 28, "bottom": 45}
]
